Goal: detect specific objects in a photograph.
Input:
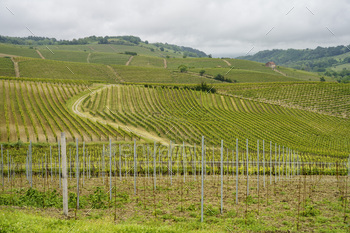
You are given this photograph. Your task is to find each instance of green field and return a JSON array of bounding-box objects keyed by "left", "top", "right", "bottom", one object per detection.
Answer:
[
  {"left": 79, "top": 84, "right": 350, "bottom": 157},
  {"left": 38, "top": 49, "right": 89, "bottom": 63},
  {"left": 0, "top": 57, "right": 15, "bottom": 76},
  {"left": 129, "top": 55, "right": 165, "bottom": 68},
  {"left": 111, "top": 65, "right": 222, "bottom": 84},
  {"left": 216, "top": 82, "right": 350, "bottom": 118},
  {"left": 89, "top": 52, "right": 130, "bottom": 65},
  {"left": 16, "top": 58, "right": 118, "bottom": 83},
  {"left": 0, "top": 43, "right": 40, "bottom": 58}
]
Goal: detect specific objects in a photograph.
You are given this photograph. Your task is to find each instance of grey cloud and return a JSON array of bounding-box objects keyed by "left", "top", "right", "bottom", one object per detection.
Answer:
[{"left": 0, "top": 0, "right": 349, "bottom": 57}]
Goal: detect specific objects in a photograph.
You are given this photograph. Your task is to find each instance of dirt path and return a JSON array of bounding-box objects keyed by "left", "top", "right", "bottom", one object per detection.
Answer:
[
  {"left": 0, "top": 53, "right": 16, "bottom": 58},
  {"left": 11, "top": 57, "right": 20, "bottom": 77},
  {"left": 163, "top": 58, "right": 167, "bottom": 68},
  {"left": 273, "top": 68, "right": 287, "bottom": 76},
  {"left": 125, "top": 56, "right": 133, "bottom": 66},
  {"left": 222, "top": 59, "right": 232, "bottom": 67},
  {"left": 71, "top": 85, "right": 168, "bottom": 144},
  {"left": 87, "top": 53, "right": 91, "bottom": 63},
  {"left": 36, "top": 50, "right": 45, "bottom": 59},
  {"left": 106, "top": 65, "right": 124, "bottom": 82}
]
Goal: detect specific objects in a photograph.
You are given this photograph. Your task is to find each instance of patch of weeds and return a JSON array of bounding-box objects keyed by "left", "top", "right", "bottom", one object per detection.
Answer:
[
  {"left": 68, "top": 192, "right": 88, "bottom": 209},
  {"left": 89, "top": 186, "right": 108, "bottom": 209},
  {"left": 225, "top": 210, "right": 237, "bottom": 218},
  {"left": 204, "top": 204, "right": 220, "bottom": 216},
  {"left": 244, "top": 195, "right": 257, "bottom": 205},
  {"left": 186, "top": 203, "right": 198, "bottom": 211},
  {"left": 316, "top": 216, "right": 329, "bottom": 223},
  {"left": 301, "top": 200, "right": 320, "bottom": 217}
]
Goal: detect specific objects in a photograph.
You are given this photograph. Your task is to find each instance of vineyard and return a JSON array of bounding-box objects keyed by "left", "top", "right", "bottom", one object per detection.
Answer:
[
  {"left": 0, "top": 79, "right": 139, "bottom": 143},
  {"left": 1, "top": 139, "right": 350, "bottom": 232},
  {"left": 0, "top": 41, "right": 350, "bottom": 232},
  {"left": 217, "top": 82, "right": 350, "bottom": 118},
  {"left": 79, "top": 84, "right": 350, "bottom": 159}
]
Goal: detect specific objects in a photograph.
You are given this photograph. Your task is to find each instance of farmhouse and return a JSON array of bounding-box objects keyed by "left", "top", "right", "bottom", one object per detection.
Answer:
[{"left": 265, "top": 61, "right": 276, "bottom": 69}]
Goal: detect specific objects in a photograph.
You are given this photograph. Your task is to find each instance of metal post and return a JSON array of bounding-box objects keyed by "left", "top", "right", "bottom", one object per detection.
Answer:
[
  {"left": 134, "top": 139, "right": 137, "bottom": 195},
  {"left": 109, "top": 139, "right": 112, "bottom": 200},
  {"left": 154, "top": 141, "right": 157, "bottom": 190},
  {"left": 236, "top": 138, "right": 239, "bottom": 204},
  {"left": 76, "top": 138, "right": 79, "bottom": 209},
  {"left": 61, "top": 133, "right": 68, "bottom": 217},
  {"left": 201, "top": 136, "right": 204, "bottom": 223},
  {"left": 257, "top": 140, "right": 259, "bottom": 193},
  {"left": 58, "top": 140, "right": 61, "bottom": 188},
  {"left": 246, "top": 139, "right": 249, "bottom": 196},
  {"left": 263, "top": 140, "right": 265, "bottom": 187},
  {"left": 220, "top": 140, "right": 223, "bottom": 214}
]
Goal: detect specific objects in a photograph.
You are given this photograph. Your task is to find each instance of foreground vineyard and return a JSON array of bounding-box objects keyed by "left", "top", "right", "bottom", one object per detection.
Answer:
[
  {"left": 1, "top": 141, "right": 350, "bottom": 232},
  {"left": 80, "top": 84, "right": 350, "bottom": 158},
  {"left": 0, "top": 79, "right": 137, "bottom": 142}
]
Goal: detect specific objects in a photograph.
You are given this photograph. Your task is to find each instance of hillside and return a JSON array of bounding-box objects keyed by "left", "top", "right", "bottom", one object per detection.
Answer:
[
  {"left": 238, "top": 45, "right": 350, "bottom": 74},
  {"left": 0, "top": 42, "right": 321, "bottom": 84},
  {"left": 77, "top": 84, "right": 350, "bottom": 158},
  {"left": 0, "top": 36, "right": 349, "bottom": 159}
]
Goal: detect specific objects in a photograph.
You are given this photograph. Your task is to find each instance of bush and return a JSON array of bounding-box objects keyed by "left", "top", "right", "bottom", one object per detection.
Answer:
[
  {"left": 214, "top": 74, "right": 232, "bottom": 83},
  {"left": 178, "top": 65, "right": 188, "bottom": 73},
  {"left": 124, "top": 51, "right": 137, "bottom": 56},
  {"left": 199, "top": 70, "right": 205, "bottom": 76}
]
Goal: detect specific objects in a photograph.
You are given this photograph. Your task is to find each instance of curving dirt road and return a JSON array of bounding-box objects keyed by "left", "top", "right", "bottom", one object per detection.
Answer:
[
  {"left": 222, "top": 59, "right": 231, "bottom": 67},
  {"left": 71, "top": 85, "right": 168, "bottom": 144}
]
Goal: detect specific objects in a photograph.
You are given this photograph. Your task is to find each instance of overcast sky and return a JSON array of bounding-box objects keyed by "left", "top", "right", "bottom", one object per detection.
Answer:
[{"left": 1, "top": 0, "right": 349, "bottom": 57}]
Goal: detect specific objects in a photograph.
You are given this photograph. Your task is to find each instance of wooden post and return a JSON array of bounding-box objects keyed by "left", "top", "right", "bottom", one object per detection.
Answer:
[{"left": 61, "top": 133, "right": 68, "bottom": 217}]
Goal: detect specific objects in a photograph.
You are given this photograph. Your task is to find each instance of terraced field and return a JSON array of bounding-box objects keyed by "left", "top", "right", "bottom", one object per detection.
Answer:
[
  {"left": 0, "top": 79, "right": 137, "bottom": 143},
  {"left": 79, "top": 84, "right": 350, "bottom": 158},
  {"left": 216, "top": 82, "right": 350, "bottom": 118},
  {"left": 0, "top": 57, "right": 15, "bottom": 76},
  {"left": 15, "top": 58, "right": 118, "bottom": 83}
]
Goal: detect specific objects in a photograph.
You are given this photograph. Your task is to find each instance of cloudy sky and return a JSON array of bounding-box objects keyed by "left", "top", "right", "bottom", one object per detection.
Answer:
[{"left": 0, "top": 0, "right": 349, "bottom": 57}]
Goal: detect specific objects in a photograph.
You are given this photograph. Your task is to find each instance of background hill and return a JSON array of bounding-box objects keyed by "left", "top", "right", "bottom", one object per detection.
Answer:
[{"left": 238, "top": 45, "right": 350, "bottom": 83}]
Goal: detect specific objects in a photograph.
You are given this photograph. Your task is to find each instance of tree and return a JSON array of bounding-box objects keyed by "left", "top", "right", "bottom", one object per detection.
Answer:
[
  {"left": 320, "top": 77, "right": 326, "bottom": 82},
  {"left": 160, "top": 47, "right": 164, "bottom": 51},
  {"left": 199, "top": 70, "right": 205, "bottom": 76},
  {"left": 178, "top": 65, "right": 188, "bottom": 73},
  {"left": 145, "top": 40, "right": 149, "bottom": 44},
  {"left": 208, "top": 54, "right": 212, "bottom": 58}
]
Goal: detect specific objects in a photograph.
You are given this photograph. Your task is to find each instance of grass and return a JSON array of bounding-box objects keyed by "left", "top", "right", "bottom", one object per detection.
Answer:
[
  {"left": 192, "top": 68, "right": 299, "bottom": 82},
  {"left": 89, "top": 52, "right": 130, "bottom": 65},
  {"left": 38, "top": 43, "right": 184, "bottom": 58},
  {"left": 0, "top": 57, "right": 15, "bottom": 76},
  {"left": 1, "top": 175, "right": 350, "bottom": 233},
  {"left": 166, "top": 57, "right": 228, "bottom": 69},
  {"left": 332, "top": 63, "right": 350, "bottom": 72},
  {"left": 111, "top": 65, "right": 221, "bottom": 84},
  {"left": 216, "top": 82, "right": 350, "bottom": 118},
  {"left": 130, "top": 55, "right": 165, "bottom": 68},
  {"left": 38, "top": 49, "right": 89, "bottom": 63},
  {"left": 17, "top": 58, "right": 117, "bottom": 83},
  {"left": 0, "top": 43, "right": 40, "bottom": 58}
]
